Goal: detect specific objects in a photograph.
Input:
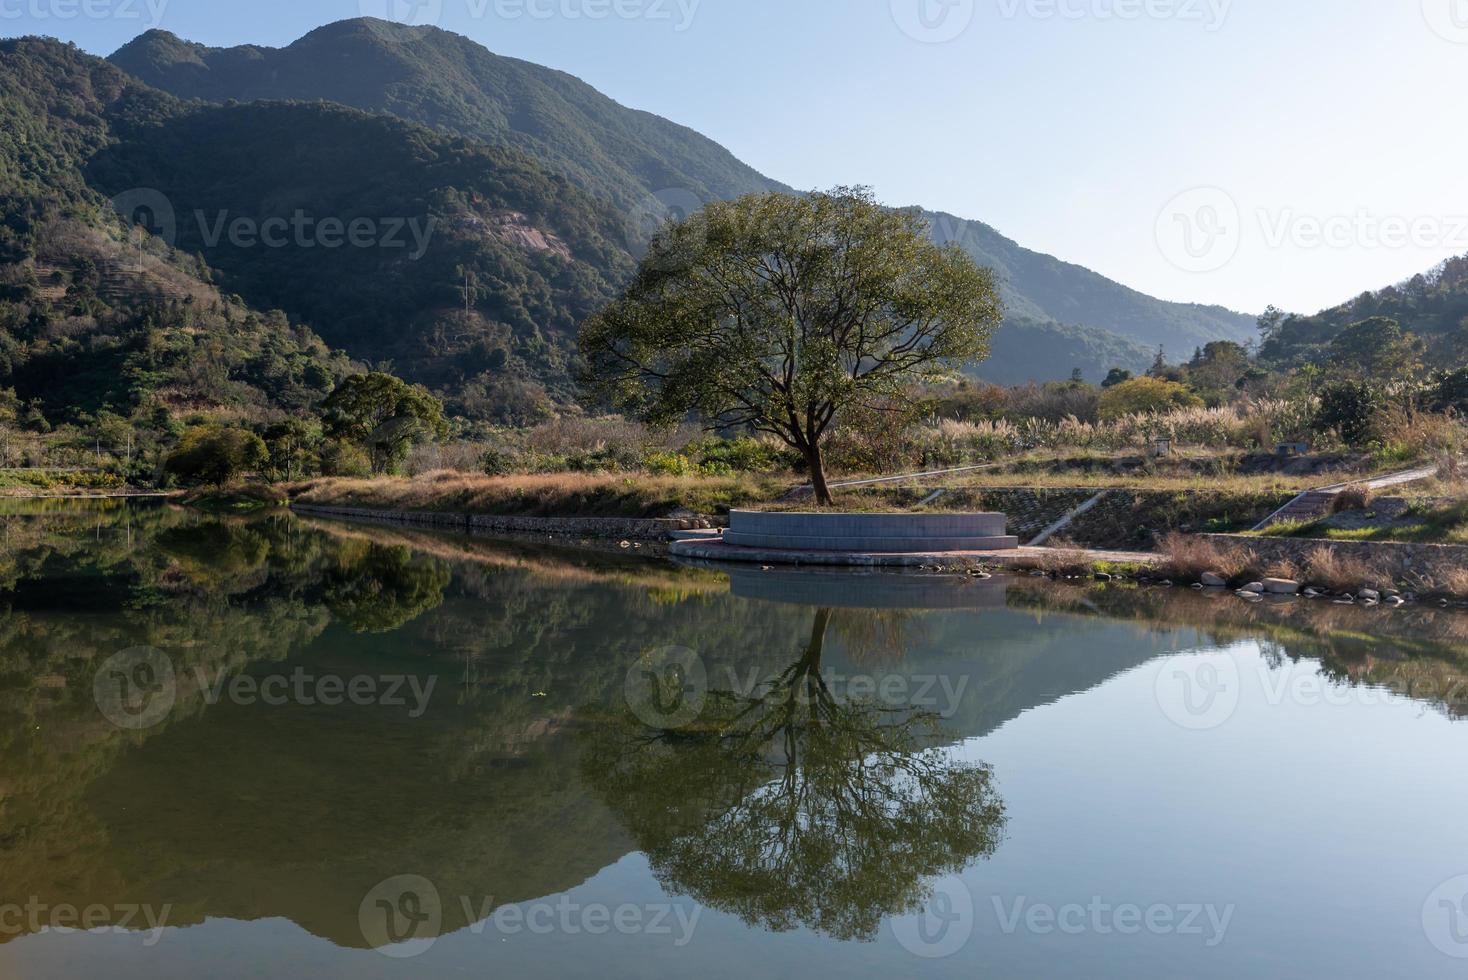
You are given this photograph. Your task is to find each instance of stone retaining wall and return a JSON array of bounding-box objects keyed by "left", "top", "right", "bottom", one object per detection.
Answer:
[
  {"left": 1200, "top": 534, "right": 1468, "bottom": 584},
  {"left": 290, "top": 504, "right": 715, "bottom": 541}
]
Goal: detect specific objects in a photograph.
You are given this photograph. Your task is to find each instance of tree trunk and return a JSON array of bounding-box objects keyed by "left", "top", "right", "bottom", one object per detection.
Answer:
[{"left": 804, "top": 442, "right": 833, "bottom": 507}]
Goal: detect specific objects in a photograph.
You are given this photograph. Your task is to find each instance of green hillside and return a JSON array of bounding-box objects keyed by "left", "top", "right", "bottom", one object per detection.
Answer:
[
  {"left": 108, "top": 18, "right": 1256, "bottom": 381},
  {"left": 0, "top": 38, "right": 356, "bottom": 431}
]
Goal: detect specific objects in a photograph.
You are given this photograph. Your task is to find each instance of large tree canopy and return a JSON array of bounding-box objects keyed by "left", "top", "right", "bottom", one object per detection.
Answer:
[{"left": 579, "top": 188, "right": 1003, "bottom": 502}]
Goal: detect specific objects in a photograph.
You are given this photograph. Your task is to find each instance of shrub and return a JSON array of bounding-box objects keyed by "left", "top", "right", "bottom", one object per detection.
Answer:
[
  {"left": 1157, "top": 532, "right": 1251, "bottom": 581},
  {"left": 164, "top": 426, "right": 268, "bottom": 487},
  {"left": 1098, "top": 378, "right": 1203, "bottom": 421},
  {"left": 1312, "top": 380, "right": 1383, "bottom": 447},
  {"left": 319, "top": 438, "right": 373, "bottom": 478}
]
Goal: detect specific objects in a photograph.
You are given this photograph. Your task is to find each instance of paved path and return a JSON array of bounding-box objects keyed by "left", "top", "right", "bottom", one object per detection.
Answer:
[{"left": 1252, "top": 463, "right": 1443, "bottom": 531}]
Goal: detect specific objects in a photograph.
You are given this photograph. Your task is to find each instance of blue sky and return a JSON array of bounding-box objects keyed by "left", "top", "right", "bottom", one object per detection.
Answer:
[{"left": 7, "top": 0, "right": 1467, "bottom": 317}]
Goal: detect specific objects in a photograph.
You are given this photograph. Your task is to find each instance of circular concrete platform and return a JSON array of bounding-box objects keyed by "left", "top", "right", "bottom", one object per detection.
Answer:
[{"left": 720, "top": 510, "right": 1019, "bottom": 554}]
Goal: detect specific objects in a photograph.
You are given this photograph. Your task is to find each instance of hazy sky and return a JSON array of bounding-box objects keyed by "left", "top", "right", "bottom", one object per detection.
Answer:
[{"left": 9, "top": 0, "right": 1466, "bottom": 316}]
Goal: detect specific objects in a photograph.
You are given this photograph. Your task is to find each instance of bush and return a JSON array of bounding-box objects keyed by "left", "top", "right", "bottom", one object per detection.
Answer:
[
  {"left": 164, "top": 426, "right": 268, "bottom": 487},
  {"left": 687, "top": 436, "right": 785, "bottom": 473},
  {"left": 1312, "top": 380, "right": 1383, "bottom": 447},
  {"left": 319, "top": 438, "right": 373, "bottom": 478},
  {"left": 1098, "top": 378, "right": 1204, "bottom": 421}
]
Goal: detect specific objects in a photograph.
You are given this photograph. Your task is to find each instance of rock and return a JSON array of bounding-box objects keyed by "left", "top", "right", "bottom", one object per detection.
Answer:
[
  {"left": 1263, "top": 578, "right": 1300, "bottom": 595},
  {"left": 1359, "top": 589, "right": 1381, "bottom": 602},
  {"left": 1095, "top": 573, "right": 1113, "bottom": 582},
  {"left": 1304, "top": 588, "right": 1322, "bottom": 598},
  {"left": 1201, "top": 572, "right": 1228, "bottom": 588},
  {"left": 1236, "top": 590, "right": 1262, "bottom": 600},
  {"left": 1243, "top": 582, "right": 1265, "bottom": 594},
  {"left": 1387, "top": 596, "right": 1405, "bottom": 606}
]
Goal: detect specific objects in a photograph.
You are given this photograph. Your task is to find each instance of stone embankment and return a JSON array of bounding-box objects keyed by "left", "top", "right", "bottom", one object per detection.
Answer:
[{"left": 289, "top": 504, "right": 716, "bottom": 541}]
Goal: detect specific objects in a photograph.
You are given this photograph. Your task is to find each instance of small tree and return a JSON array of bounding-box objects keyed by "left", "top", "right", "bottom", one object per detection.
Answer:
[
  {"left": 1313, "top": 380, "right": 1383, "bottom": 447},
  {"left": 321, "top": 373, "right": 449, "bottom": 475},
  {"left": 580, "top": 188, "right": 1003, "bottom": 504},
  {"left": 1097, "top": 377, "right": 1203, "bottom": 420},
  {"left": 165, "top": 426, "right": 269, "bottom": 487}
]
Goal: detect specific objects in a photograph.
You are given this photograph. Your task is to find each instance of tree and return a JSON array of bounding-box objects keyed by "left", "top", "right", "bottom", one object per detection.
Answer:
[
  {"left": 164, "top": 426, "right": 269, "bottom": 486},
  {"left": 583, "top": 607, "right": 1005, "bottom": 939},
  {"left": 1101, "top": 368, "right": 1132, "bottom": 389},
  {"left": 1430, "top": 367, "right": 1468, "bottom": 415},
  {"left": 263, "top": 419, "right": 320, "bottom": 481},
  {"left": 580, "top": 188, "right": 1003, "bottom": 504},
  {"left": 1328, "top": 317, "right": 1424, "bottom": 383},
  {"left": 321, "top": 373, "right": 449, "bottom": 475},
  {"left": 1312, "top": 380, "right": 1383, "bottom": 447},
  {"left": 1097, "top": 377, "right": 1203, "bottom": 420},
  {"left": 1257, "top": 305, "right": 1288, "bottom": 345}
]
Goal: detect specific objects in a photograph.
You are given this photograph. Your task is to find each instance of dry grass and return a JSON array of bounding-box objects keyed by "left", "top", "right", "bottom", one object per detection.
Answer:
[
  {"left": 1299, "top": 545, "right": 1396, "bottom": 592},
  {"left": 1157, "top": 532, "right": 1252, "bottom": 581},
  {"left": 1330, "top": 485, "right": 1373, "bottom": 514}
]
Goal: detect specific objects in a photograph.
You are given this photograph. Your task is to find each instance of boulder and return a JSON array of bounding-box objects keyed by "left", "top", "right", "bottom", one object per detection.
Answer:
[
  {"left": 1359, "top": 589, "right": 1382, "bottom": 602},
  {"left": 1201, "top": 572, "right": 1228, "bottom": 588},
  {"left": 1243, "top": 582, "right": 1265, "bottom": 594},
  {"left": 1263, "top": 578, "right": 1301, "bottom": 595}
]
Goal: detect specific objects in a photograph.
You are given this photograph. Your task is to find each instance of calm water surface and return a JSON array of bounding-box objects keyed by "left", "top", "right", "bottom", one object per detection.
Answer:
[{"left": 3, "top": 501, "right": 1468, "bottom": 978}]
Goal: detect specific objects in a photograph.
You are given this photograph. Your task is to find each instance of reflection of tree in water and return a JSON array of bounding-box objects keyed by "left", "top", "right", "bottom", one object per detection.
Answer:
[
  {"left": 584, "top": 607, "right": 1005, "bottom": 941},
  {"left": 322, "top": 541, "right": 450, "bottom": 633}
]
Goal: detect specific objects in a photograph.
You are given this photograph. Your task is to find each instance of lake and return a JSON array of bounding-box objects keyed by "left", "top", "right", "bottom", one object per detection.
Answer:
[{"left": 2, "top": 500, "right": 1468, "bottom": 978}]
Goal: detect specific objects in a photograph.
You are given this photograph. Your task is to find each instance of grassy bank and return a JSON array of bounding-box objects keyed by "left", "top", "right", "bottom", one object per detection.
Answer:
[{"left": 288, "top": 471, "right": 789, "bottom": 519}]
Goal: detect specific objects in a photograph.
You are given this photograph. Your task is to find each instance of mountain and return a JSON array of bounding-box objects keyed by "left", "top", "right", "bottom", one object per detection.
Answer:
[
  {"left": 1262, "top": 255, "right": 1468, "bottom": 369},
  {"left": 110, "top": 18, "right": 787, "bottom": 216},
  {"left": 109, "top": 18, "right": 1255, "bottom": 382},
  {"left": 85, "top": 97, "right": 638, "bottom": 418},
  {"left": 0, "top": 38, "right": 356, "bottom": 430}
]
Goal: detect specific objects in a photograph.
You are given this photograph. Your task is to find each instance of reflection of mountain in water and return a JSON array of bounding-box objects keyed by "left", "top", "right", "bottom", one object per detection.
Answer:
[{"left": 3, "top": 502, "right": 1467, "bottom": 952}]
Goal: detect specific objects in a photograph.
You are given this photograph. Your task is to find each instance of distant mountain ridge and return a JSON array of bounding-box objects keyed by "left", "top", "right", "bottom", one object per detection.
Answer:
[{"left": 108, "top": 17, "right": 1255, "bottom": 382}]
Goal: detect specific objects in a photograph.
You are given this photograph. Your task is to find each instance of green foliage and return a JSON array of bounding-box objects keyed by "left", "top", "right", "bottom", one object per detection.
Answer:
[
  {"left": 164, "top": 426, "right": 268, "bottom": 486},
  {"left": 581, "top": 188, "right": 1004, "bottom": 501},
  {"left": 1429, "top": 367, "right": 1468, "bottom": 415},
  {"left": 1312, "top": 380, "right": 1384, "bottom": 447},
  {"left": 322, "top": 373, "right": 449, "bottom": 474},
  {"left": 1097, "top": 377, "right": 1204, "bottom": 420}
]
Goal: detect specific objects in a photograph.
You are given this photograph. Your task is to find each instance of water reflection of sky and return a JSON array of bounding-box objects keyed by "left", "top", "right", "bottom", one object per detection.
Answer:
[{"left": 3, "top": 504, "right": 1468, "bottom": 978}]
